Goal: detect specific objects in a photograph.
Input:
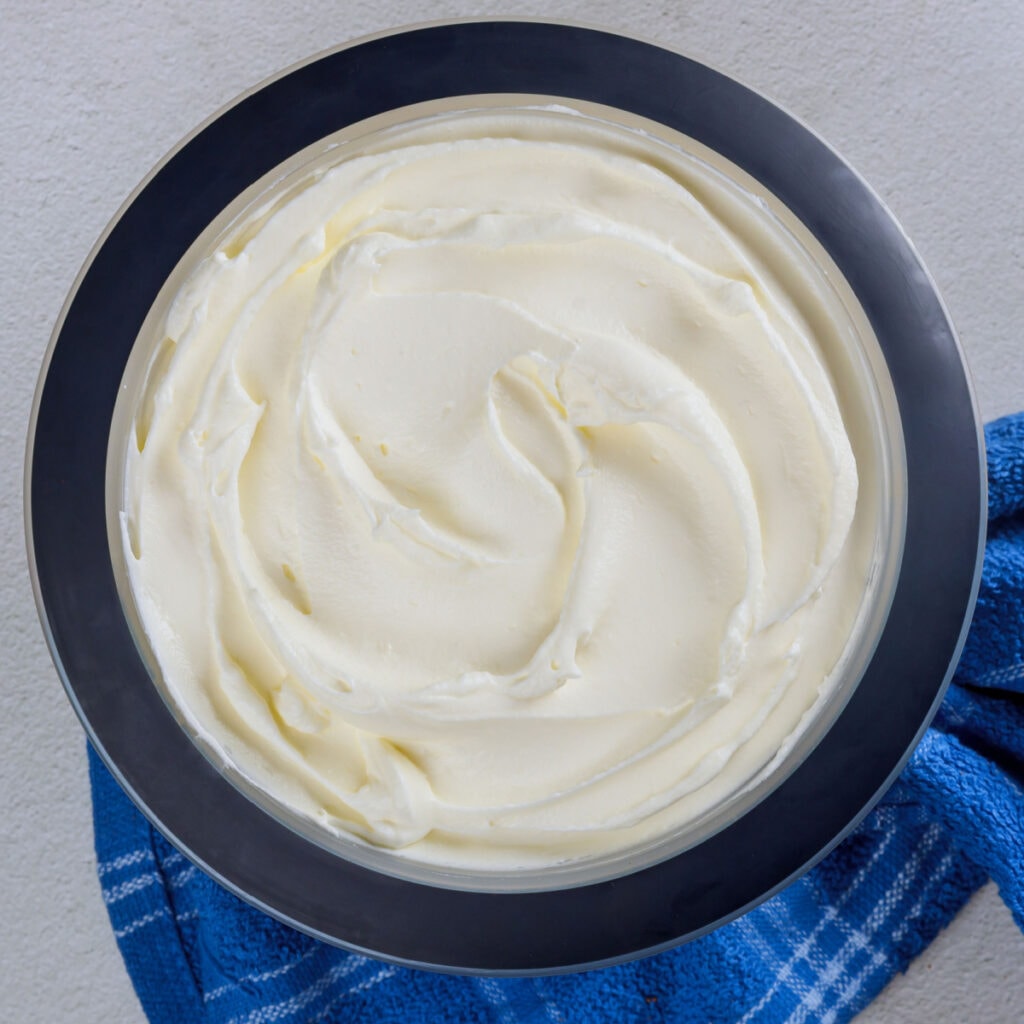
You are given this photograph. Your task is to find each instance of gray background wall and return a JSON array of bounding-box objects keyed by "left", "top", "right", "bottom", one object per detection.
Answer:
[{"left": 4, "top": 2, "right": 1023, "bottom": 1020}]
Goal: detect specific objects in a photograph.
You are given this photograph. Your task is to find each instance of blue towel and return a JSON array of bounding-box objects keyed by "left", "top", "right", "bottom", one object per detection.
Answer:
[{"left": 90, "top": 413, "right": 1024, "bottom": 1024}]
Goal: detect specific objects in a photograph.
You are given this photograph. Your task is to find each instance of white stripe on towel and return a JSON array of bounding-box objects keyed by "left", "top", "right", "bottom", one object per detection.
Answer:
[
  {"left": 782, "top": 823, "right": 944, "bottom": 1024},
  {"left": 225, "top": 957, "right": 368, "bottom": 1024},
  {"left": 308, "top": 966, "right": 398, "bottom": 1023},
  {"left": 819, "top": 847, "right": 958, "bottom": 1024},
  {"left": 737, "top": 818, "right": 899, "bottom": 1023},
  {"left": 203, "top": 948, "right": 322, "bottom": 1003},
  {"left": 98, "top": 848, "right": 154, "bottom": 876}
]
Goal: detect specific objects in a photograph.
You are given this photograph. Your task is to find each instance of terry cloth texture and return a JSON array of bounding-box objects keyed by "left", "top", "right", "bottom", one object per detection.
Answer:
[{"left": 90, "top": 413, "right": 1024, "bottom": 1024}]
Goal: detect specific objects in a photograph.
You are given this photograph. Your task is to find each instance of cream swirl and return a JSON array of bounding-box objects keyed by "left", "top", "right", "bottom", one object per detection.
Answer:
[{"left": 122, "top": 109, "right": 871, "bottom": 869}]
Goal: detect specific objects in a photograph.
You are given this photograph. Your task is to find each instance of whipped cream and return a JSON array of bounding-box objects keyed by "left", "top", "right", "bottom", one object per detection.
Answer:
[{"left": 121, "top": 108, "right": 874, "bottom": 870}]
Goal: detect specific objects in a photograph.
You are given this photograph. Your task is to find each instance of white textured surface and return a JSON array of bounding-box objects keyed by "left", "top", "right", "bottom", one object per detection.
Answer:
[{"left": 3, "top": 2, "right": 1023, "bottom": 1021}]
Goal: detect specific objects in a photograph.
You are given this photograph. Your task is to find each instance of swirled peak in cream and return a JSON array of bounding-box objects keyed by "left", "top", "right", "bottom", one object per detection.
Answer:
[{"left": 121, "top": 108, "right": 875, "bottom": 871}]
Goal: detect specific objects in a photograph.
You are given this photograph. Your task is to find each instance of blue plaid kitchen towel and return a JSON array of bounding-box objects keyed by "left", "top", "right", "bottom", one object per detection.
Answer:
[{"left": 90, "top": 413, "right": 1024, "bottom": 1024}]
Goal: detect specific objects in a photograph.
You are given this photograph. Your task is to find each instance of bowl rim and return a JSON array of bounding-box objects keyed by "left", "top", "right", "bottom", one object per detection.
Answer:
[{"left": 26, "top": 18, "right": 985, "bottom": 974}]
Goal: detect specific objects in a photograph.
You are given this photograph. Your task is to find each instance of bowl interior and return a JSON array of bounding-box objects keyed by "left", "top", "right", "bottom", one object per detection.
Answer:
[{"left": 105, "top": 97, "right": 907, "bottom": 894}]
